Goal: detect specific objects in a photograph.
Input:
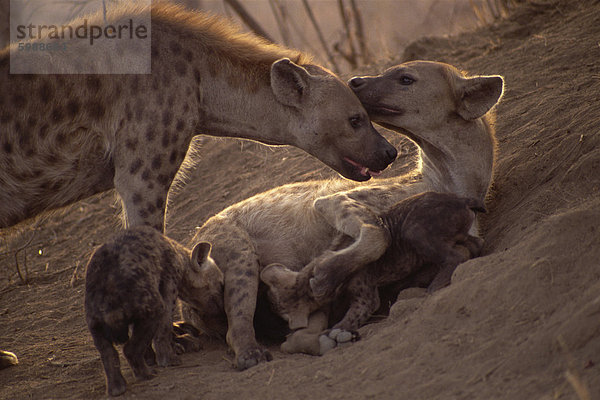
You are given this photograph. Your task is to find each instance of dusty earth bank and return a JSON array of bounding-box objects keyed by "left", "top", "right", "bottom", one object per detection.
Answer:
[{"left": 1, "top": 0, "right": 600, "bottom": 398}]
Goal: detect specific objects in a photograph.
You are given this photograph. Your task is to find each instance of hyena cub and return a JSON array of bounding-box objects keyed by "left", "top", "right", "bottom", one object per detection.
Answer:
[
  {"left": 261, "top": 192, "right": 485, "bottom": 334},
  {"left": 84, "top": 226, "right": 223, "bottom": 397}
]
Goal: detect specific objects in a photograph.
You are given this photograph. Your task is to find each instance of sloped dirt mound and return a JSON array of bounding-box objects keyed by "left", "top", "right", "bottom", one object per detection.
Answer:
[{"left": 1, "top": 0, "right": 599, "bottom": 398}]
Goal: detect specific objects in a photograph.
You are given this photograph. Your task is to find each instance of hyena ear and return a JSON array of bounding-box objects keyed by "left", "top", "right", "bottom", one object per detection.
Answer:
[
  {"left": 260, "top": 263, "right": 298, "bottom": 289},
  {"left": 456, "top": 75, "right": 504, "bottom": 120},
  {"left": 271, "top": 58, "right": 311, "bottom": 108},
  {"left": 191, "top": 241, "right": 212, "bottom": 268}
]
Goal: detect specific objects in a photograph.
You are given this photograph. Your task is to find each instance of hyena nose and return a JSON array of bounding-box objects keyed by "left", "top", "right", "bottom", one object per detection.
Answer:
[
  {"left": 386, "top": 146, "right": 398, "bottom": 161},
  {"left": 348, "top": 77, "right": 365, "bottom": 89},
  {"left": 386, "top": 146, "right": 398, "bottom": 162}
]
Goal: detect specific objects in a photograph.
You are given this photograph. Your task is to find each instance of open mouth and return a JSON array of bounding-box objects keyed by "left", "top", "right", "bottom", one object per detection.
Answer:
[{"left": 343, "top": 157, "right": 383, "bottom": 178}]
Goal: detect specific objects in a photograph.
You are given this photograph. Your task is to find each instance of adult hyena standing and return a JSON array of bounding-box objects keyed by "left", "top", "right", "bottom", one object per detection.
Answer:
[{"left": 0, "top": 3, "right": 396, "bottom": 231}]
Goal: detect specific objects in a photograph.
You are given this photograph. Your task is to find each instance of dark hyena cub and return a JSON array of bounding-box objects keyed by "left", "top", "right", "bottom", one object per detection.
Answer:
[
  {"left": 261, "top": 191, "right": 486, "bottom": 334},
  {"left": 85, "top": 226, "right": 223, "bottom": 397}
]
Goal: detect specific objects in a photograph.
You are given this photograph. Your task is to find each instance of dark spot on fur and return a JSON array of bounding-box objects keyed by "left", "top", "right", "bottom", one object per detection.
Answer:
[
  {"left": 162, "top": 72, "right": 171, "bottom": 87},
  {"left": 156, "top": 174, "right": 170, "bottom": 186},
  {"left": 130, "top": 76, "right": 139, "bottom": 93},
  {"left": 125, "top": 104, "right": 133, "bottom": 121},
  {"left": 174, "top": 61, "right": 187, "bottom": 76},
  {"left": 146, "top": 203, "right": 156, "bottom": 214},
  {"left": 152, "top": 77, "right": 160, "bottom": 91},
  {"left": 125, "top": 138, "right": 138, "bottom": 151},
  {"left": 12, "top": 94, "right": 26, "bottom": 108},
  {"left": 162, "top": 110, "right": 172, "bottom": 127},
  {"left": 162, "top": 132, "right": 170, "bottom": 147},
  {"left": 130, "top": 159, "right": 143, "bottom": 174},
  {"left": 39, "top": 82, "right": 53, "bottom": 103},
  {"left": 183, "top": 103, "right": 190, "bottom": 113},
  {"left": 66, "top": 99, "right": 80, "bottom": 117},
  {"left": 169, "top": 41, "right": 182, "bottom": 55},
  {"left": 141, "top": 169, "right": 151, "bottom": 181},
  {"left": 169, "top": 150, "right": 178, "bottom": 164},
  {"left": 39, "top": 124, "right": 49, "bottom": 139},
  {"left": 176, "top": 119, "right": 185, "bottom": 132},
  {"left": 14, "top": 121, "right": 23, "bottom": 135},
  {"left": 151, "top": 155, "right": 162, "bottom": 170},
  {"left": 87, "top": 100, "right": 106, "bottom": 120},
  {"left": 132, "top": 192, "right": 142, "bottom": 204},
  {"left": 244, "top": 270, "right": 255, "bottom": 278},
  {"left": 56, "top": 132, "right": 67, "bottom": 146},
  {"left": 147, "top": 182, "right": 155, "bottom": 190},
  {"left": 135, "top": 102, "right": 144, "bottom": 122},
  {"left": 184, "top": 49, "right": 193, "bottom": 62},
  {"left": 139, "top": 209, "right": 149, "bottom": 219},
  {"left": 155, "top": 197, "right": 164, "bottom": 210},
  {"left": 3, "top": 141, "right": 12, "bottom": 153},
  {"left": 193, "top": 68, "right": 201, "bottom": 85},
  {"left": 142, "top": 125, "right": 155, "bottom": 141},
  {"left": 51, "top": 106, "right": 64, "bottom": 122},
  {"left": 86, "top": 76, "right": 102, "bottom": 91},
  {"left": 27, "top": 116, "right": 37, "bottom": 128}
]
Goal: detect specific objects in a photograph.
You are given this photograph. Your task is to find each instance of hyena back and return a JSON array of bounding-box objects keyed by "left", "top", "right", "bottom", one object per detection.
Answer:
[{"left": 84, "top": 226, "right": 223, "bottom": 397}]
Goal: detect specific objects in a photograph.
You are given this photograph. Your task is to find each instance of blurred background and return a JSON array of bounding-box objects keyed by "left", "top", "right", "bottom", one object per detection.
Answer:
[{"left": 3, "top": 0, "right": 516, "bottom": 74}]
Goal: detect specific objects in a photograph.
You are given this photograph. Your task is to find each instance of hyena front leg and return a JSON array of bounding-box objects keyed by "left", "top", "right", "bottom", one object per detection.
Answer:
[
  {"left": 332, "top": 274, "right": 380, "bottom": 332},
  {"left": 309, "top": 193, "right": 391, "bottom": 302},
  {"left": 113, "top": 133, "right": 188, "bottom": 232},
  {"left": 215, "top": 227, "right": 273, "bottom": 370}
]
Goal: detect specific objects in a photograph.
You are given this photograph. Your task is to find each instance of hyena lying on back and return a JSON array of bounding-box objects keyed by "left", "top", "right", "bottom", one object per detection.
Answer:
[
  {"left": 85, "top": 226, "right": 223, "bottom": 397},
  {"left": 183, "top": 61, "right": 504, "bottom": 369},
  {"left": 0, "top": 2, "right": 395, "bottom": 231},
  {"left": 260, "top": 191, "right": 486, "bottom": 336}
]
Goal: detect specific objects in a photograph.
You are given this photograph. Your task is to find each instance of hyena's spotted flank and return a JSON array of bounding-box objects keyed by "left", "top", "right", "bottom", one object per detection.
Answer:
[{"left": 84, "top": 226, "right": 223, "bottom": 397}]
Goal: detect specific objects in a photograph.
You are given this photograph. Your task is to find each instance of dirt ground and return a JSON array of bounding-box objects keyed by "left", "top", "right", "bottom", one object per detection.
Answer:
[{"left": 2, "top": 0, "right": 600, "bottom": 398}]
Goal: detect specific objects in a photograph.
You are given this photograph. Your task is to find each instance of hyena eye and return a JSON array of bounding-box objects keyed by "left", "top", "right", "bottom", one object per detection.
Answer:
[
  {"left": 349, "top": 115, "right": 362, "bottom": 129},
  {"left": 399, "top": 75, "right": 415, "bottom": 85}
]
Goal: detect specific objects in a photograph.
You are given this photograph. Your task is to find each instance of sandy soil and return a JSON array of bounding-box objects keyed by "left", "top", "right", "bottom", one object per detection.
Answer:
[{"left": 1, "top": 0, "right": 599, "bottom": 398}]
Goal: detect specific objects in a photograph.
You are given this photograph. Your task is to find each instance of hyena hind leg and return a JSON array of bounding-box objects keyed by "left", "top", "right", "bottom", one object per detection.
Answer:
[
  {"left": 123, "top": 318, "right": 158, "bottom": 381},
  {"left": 89, "top": 326, "right": 127, "bottom": 397}
]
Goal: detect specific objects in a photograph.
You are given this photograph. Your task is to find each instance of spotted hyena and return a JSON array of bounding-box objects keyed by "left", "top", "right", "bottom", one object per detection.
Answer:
[
  {"left": 84, "top": 226, "right": 223, "bottom": 397},
  {"left": 183, "top": 61, "right": 503, "bottom": 368},
  {"left": 260, "top": 191, "right": 486, "bottom": 336},
  {"left": 0, "top": 2, "right": 396, "bottom": 232}
]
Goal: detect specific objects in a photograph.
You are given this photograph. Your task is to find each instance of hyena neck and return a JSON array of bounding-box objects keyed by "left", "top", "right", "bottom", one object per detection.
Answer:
[
  {"left": 196, "top": 81, "right": 292, "bottom": 146},
  {"left": 418, "top": 119, "right": 495, "bottom": 202}
]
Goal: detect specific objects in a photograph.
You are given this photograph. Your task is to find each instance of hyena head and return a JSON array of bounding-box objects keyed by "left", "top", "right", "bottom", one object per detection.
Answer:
[
  {"left": 260, "top": 263, "right": 319, "bottom": 330},
  {"left": 348, "top": 60, "right": 504, "bottom": 144},
  {"left": 270, "top": 59, "right": 397, "bottom": 181},
  {"left": 180, "top": 242, "right": 224, "bottom": 323}
]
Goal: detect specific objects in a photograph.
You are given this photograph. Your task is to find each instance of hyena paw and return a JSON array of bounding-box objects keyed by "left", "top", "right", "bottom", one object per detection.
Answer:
[
  {"left": 318, "top": 329, "right": 360, "bottom": 355},
  {"left": 236, "top": 347, "right": 273, "bottom": 371},
  {"left": 107, "top": 373, "right": 127, "bottom": 397}
]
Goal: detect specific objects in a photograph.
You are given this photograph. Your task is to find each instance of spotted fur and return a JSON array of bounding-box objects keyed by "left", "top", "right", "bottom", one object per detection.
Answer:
[
  {"left": 182, "top": 61, "right": 504, "bottom": 367},
  {"left": 84, "top": 226, "right": 223, "bottom": 397},
  {"left": 0, "top": 3, "right": 395, "bottom": 231}
]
